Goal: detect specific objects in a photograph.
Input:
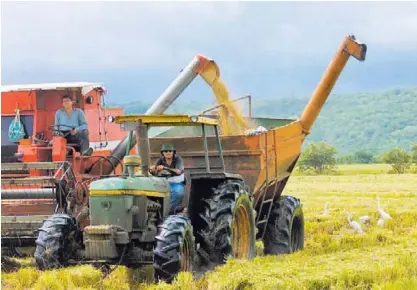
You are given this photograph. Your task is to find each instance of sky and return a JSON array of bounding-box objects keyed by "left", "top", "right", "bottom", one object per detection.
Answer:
[{"left": 2, "top": 1, "right": 417, "bottom": 105}]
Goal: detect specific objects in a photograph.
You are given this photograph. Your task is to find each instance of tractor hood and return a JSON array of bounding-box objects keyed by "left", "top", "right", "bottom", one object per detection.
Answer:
[
  {"left": 88, "top": 175, "right": 171, "bottom": 234},
  {"left": 89, "top": 176, "right": 170, "bottom": 197}
]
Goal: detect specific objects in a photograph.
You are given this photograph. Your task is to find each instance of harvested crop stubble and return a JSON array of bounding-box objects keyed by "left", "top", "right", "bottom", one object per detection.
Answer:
[{"left": 2, "top": 170, "right": 417, "bottom": 289}]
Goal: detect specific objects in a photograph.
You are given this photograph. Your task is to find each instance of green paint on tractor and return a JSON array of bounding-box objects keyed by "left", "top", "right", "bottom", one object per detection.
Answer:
[
  {"left": 88, "top": 176, "right": 171, "bottom": 230},
  {"left": 89, "top": 175, "right": 171, "bottom": 193}
]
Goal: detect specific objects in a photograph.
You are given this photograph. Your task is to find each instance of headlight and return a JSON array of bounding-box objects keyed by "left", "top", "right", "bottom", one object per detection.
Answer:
[
  {"left": 107, "top": 115, "right": 115, "bottom": 123},
  {"left": 190, "top": 115, "right": 199, "bottom": 122}
]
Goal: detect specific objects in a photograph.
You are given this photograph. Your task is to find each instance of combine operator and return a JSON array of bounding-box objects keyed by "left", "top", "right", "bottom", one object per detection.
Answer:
[
  {"left": 54, "top": 95, "right": 92, "bottom": 156},
  {"left": 150, "top": 143, "right": 185, "bottom": 213}
]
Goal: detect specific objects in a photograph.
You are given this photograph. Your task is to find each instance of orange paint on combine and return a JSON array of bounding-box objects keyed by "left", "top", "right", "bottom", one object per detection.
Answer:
[{"left": 1, "top": 83, "right": 129, "bottom": 240}]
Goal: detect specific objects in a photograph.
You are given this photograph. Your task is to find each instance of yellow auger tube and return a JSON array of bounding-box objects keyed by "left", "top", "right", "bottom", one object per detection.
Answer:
[{"left": 300, "top": 35, "right": 367, "bottom": 135}]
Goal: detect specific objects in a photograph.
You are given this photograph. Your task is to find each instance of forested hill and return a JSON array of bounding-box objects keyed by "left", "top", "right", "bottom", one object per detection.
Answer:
[{"left": 114, "top": 87, "right": 416, "bottom": 155}]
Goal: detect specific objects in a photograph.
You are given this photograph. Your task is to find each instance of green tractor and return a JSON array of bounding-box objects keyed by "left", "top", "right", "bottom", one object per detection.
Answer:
[{"left": 34, "top": 114, "right": 256, "bottom": 282}]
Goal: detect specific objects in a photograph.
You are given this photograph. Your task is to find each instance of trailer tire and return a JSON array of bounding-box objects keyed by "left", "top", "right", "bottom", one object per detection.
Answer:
[
  {"left": 34, "top": 213, "right": 81, "bottom": 270},
  {"left": 153, "top": 214, "right": 195, "bottom": 283},
  {"left": 196, "top": 180, "right": 256, "bottom": 268},
  {"left": 263, "top": 195, "right": 304, "bottom": 255}
]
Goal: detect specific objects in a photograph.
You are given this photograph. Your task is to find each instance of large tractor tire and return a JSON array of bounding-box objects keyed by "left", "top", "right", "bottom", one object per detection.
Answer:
[
  {"left": 196, "top": 179, "right": 256, "bottom": 268},
  {"left": 34, "top": 213, "right": 81, "bottom": 270},
  {"left": 263, "top": 195, "right": 304, "bottom": 255},
  {"left": 153, "top": 214, "right": 195, "bottom": 283}
]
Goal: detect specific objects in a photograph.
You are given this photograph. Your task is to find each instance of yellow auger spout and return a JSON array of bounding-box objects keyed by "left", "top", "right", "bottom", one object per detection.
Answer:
[
  {"left": 108, "top": 53, "right": 250, "bottom": 173},
  {"left": 196, "top": 56, "right": 250, "bottom": 136},
  {"left": 300, "top": 35, "right": 367, "bottom": 135}
]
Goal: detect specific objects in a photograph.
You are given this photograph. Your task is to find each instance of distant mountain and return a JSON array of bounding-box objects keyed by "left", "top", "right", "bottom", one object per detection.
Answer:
[
  {"left": 252, "top": 87, "right": 417, "bottom": 156},
  {"left": 112, "top": 87, "right": 417, "bottom": 155}
]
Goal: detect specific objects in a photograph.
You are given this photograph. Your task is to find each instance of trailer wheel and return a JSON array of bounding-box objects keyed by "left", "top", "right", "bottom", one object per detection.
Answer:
[
  {"left": 34, "top": 213, "right": 81, "bottom": 270},
  {"left": 263, "top": 195, "right": 304, "bottom": 255},
  {"left": 196, "top": 180, "right": 256, "bottom": 268},
  {"left": 153, "top": 214, "right": 195, "bottom": 283}
]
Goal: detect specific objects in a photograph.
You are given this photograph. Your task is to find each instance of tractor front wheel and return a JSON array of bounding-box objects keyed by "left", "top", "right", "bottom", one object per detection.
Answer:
[
  {"left": 263, "top": 195, "right": 305, "bottom": 255},
  {"left": 153, "top": 214, "right": 195, "bottom": 283},
  {"left": 34, "top": 213, "right": 81, "bottom": 270}
]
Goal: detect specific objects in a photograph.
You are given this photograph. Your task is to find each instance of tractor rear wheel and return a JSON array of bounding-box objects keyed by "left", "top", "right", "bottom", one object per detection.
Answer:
[
  {"left": 263, "top": 195, "right": 304, "bottom": 255},
  {"left": 196, "top": 179, "right": 256, "bottom": 268},
  {"left": 34, "top": 213, "right": 81, "bottom": 270},
  {"left": 153, "top": 214, "right": 195, "bottom": 283}
]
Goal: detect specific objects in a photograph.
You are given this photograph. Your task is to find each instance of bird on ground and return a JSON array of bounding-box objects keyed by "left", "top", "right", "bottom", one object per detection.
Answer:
[
  {"left": 323, "top": 201, "right": 330, "bottom": 217},
  {"left": 377, "top": 196, "right": 392, "bottom": 220},
  {"left": 359, "top": 215, "right": 371, "bottom": 225},
  {"left": 377, "top": 218, "right": 385, "bottom": 228},
  {"left": 347, "top": 212, "right": 364, "bottom": 234}
]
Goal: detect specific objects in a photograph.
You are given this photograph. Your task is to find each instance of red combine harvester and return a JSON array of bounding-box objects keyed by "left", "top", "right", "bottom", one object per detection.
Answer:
[{"left": 1, "top": 82, "right": 129, "bottom": 253}]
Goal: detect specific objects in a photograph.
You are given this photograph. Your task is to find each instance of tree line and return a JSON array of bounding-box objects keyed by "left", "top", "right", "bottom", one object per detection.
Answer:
[
  {"left": 120, "top": 87, "right": 417, "bottom": 156},
  {"left": 298, "top": 141, "right": 417, "bottom": 174}
]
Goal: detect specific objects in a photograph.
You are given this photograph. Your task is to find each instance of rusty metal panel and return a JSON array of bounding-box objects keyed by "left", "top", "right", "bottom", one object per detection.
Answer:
[
  {"left": 1, "top": 162, "right": 65, "bottom": 171},
  {"left": 1, "top": 200, "right": 55, "bottom": 216},
  {"left": 146, "top": 120, "right": 304, "bottom": 199},
  {"left": 148, "top": 135, "right": 262, "bottom": 192}
]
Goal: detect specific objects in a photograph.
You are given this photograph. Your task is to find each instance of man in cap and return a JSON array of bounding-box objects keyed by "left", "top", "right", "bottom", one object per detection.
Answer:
[{"left": 150, "top": 143, "right": 185, "bottom": 213}]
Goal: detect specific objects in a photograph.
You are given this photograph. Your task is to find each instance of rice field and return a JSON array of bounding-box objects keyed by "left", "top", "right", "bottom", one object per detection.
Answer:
[
  {"left": 292, "top": 164, "right": 399, "bottom": 176},
  {"left": 2, "top": 165, "right": 417, "bottom": 290}
]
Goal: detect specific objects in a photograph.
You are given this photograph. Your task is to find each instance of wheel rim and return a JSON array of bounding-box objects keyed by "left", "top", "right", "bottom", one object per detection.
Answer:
[
  {"left": 180, "top": 235, "right": 191, "bottom": 271},
  {"left": 231, "top": 203, "right": 251, "bottom": 259}
]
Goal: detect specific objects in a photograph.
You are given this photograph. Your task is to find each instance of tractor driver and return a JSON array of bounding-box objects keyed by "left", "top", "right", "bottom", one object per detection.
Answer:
[
  {"left": 150, "top": 143, "right": 185, "bottom": 213},
  {"left": 54, "top": 95, "right": 92, "bottom": 156}
]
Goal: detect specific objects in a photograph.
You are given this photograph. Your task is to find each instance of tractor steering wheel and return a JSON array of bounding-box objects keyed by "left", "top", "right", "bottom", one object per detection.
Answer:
[
  {"left": 150, "top": 166, "right": 177, "bottom": 178},
  {"left": 48, "top": 124, "right": 74, "bottom": 137},
  {"left": 157, "top": 170, "right": 173, "bottom": 178}
]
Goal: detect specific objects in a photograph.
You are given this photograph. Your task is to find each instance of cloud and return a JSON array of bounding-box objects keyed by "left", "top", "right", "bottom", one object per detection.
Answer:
[
  {"left": 240, "top": 2, "right": 417, "bottom": 59},
  {"left": 2, "top": 1, "right": 417, "bottom": 83},
  {"left": 1, "top": 1, "right": 245, "bottom": 70}
]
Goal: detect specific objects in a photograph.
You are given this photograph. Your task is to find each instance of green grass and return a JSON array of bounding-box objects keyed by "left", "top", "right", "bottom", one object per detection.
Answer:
[
  {"left": 336, "top": 164, "right": 392, "bottom": 174},
  {"left": 2, "top": 165, "right": 417, "bottom": 289},
  {"left": 293, "top": 163, "right": 416, "bottom": 176}
]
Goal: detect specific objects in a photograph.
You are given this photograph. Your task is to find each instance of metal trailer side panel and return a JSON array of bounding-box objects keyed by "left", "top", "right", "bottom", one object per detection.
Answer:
[{"left": 148, "top": 119, "right": 303, "bottom": 200}]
